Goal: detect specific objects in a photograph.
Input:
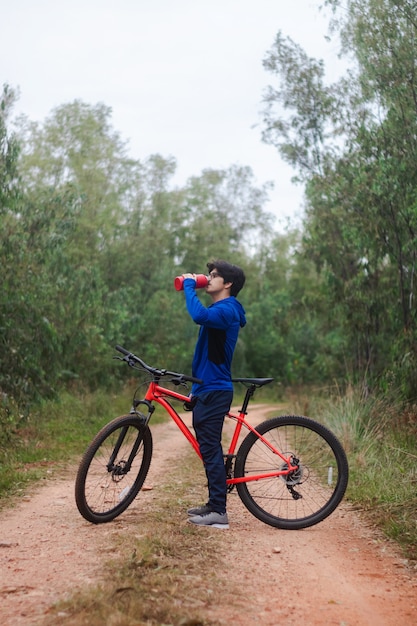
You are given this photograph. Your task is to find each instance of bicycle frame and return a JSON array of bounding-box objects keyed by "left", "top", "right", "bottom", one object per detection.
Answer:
[{"left": 139, "top": 380, "right": 299, "bottom": 486}]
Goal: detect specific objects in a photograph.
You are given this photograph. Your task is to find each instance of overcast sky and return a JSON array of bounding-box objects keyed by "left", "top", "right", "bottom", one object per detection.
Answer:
[{"left": 2, "top": 1, "right": 344, "bottom": 229}]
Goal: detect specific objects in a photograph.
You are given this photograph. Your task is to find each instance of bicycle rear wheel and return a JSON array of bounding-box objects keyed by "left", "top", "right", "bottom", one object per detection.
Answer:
[
  {"left": 75, "top": 414, "right": 153, "bottom": 524},
  {"left": 234, "top": 415, "right": 348, "bottom": 530}
]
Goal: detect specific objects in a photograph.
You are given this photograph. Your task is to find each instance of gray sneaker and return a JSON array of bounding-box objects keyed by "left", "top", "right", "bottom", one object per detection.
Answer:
[
  {"left": 187, "top": 504, "right": 212, "bottom": 516},
  {"left": 188, "top": 511, "right": 229, "bottom": 529}
]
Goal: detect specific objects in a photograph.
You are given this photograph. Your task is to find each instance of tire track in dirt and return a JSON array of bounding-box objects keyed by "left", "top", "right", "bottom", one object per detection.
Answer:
[
  {"left": 0, "top": 418, "right": 189, "bottom": 625},
  {"left": 0, "top": 407, "right": 416, "bottom": 625}
]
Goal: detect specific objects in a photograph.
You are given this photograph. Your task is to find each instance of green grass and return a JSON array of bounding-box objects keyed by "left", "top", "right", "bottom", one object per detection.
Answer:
[
  {"left": 296, "top": 388, "right": 417, "bottom": 562},
  {"left": 1, "top": 382, "right": 416, "bottom": 563},
  {"left": 0, "top": 379, "right": 265, "bottom": 503},
  {"left": 0, "top": 383, "right": 169, "bottom": 503}
]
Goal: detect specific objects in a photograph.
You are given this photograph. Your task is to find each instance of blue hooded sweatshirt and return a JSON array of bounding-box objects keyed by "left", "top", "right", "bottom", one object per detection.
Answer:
[{"left": 183, "top": 278, "right": 247, "bottom": 395}]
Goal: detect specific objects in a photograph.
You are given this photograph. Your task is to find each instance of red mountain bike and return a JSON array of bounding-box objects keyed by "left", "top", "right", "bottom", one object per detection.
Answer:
[{"left": 75, "top": 346, "right": 349, "bottom": 529}]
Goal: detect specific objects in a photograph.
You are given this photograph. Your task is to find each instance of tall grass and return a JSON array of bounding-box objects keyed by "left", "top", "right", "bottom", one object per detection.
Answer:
[
  {"left": 305, "top": 387, "right": 417, "bottom": 562},
  {"left": 2, "top": 383, "right": 416, "bottom": 562},
  {"left": 0, "top": 382, "right": 168, "bottom": 502}
]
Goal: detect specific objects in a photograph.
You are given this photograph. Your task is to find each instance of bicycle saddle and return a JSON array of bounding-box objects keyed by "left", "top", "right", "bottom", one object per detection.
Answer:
[{"left": 232, "top": 377, "right": 274, "bottom": 387}]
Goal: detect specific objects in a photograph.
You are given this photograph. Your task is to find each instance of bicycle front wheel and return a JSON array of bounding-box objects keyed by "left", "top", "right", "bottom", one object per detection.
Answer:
[
  {"left": 75, "top": 414, "right": 153, "bottom": 524},
  {"left": 234, "top": 415, "right": 348, "bottom": 530}
]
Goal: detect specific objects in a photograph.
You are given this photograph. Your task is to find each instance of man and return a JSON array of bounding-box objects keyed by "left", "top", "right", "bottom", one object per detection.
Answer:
[{"left": 182, "top": 260, "right": 246, "bottom": 529}]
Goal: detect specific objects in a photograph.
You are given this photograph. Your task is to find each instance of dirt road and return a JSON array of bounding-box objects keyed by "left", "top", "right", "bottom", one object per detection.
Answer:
[{"left": 0, "top": 408, "right": 416, "bottom": 625}]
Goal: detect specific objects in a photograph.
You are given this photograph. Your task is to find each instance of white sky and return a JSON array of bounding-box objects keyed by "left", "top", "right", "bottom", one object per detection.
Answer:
[{"left": 2, "top": 1, "right": 345, "bottom": 230}]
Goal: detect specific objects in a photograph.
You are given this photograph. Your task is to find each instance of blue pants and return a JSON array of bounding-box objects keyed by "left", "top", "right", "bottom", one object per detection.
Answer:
[{"left": 192, "top": 390, "right": 233, "bottom": 514}]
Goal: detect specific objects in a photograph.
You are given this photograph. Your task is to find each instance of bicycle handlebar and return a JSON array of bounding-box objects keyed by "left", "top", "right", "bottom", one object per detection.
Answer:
[{"left": 115, "top": 345, "right": 203, "bottom": 385}]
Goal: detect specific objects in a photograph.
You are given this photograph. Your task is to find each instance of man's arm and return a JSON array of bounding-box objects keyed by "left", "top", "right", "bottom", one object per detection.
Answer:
[{"left": 183, "top": 279, "right": 231, "bottom": 328}]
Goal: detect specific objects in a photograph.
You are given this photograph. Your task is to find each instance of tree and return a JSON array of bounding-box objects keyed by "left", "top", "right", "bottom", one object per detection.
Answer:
[
  {"left": 0, "top": 84, "right": 20, "bottom": 212},
  {"left": 0, "top": 99, "right": 144, "bottom": 400},
  {"left": 17, "top": 100, "right": 141, "bottom": 257},
  {"left": 261, "top": 1, "right": 417, "bottom": 395},
  {"left": 179, "top": 165, "right": 274, "bottom": 269}
]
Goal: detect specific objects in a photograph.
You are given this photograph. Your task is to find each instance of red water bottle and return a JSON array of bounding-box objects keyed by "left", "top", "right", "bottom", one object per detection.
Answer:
[{"left": 174, "top": 274, "right": 208, "bottom": 291}]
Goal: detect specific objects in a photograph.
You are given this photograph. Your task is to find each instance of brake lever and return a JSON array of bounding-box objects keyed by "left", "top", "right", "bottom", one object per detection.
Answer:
[
  {"left": 113, "top": 355, "right": 132, "bottom": 363},
  {"left": 170, "top": 377, "right": 188, "bottom": 387},
  {"left": 114, "top": 355, "right": 142, "bottom": 370}
]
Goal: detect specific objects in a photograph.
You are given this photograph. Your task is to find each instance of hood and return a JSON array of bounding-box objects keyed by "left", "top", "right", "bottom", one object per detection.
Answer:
[{"left": 232, "top": 297, "right": 246, "bottom": 328}]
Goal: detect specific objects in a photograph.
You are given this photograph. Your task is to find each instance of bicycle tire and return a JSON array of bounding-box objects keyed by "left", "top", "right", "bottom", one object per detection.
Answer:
[
  {"left": 75, "top": 414, "right": 153, "bottom": 524},
  {"left": 234, "top": 415, "right": 348, "bottom": 530}
]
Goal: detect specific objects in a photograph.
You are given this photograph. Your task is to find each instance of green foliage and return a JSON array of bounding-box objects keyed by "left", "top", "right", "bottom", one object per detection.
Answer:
[
  {"left": 1, "top": 93, "right": 285, "bottom": 406},
  {"left": 3, "top": 3, "right": 417, "bottom": 564},
  {"left": 262, "top": 0, "right": 417, "bottom": 396},
  {"left": 0, "top": 84, "right": 20, "bottom": 210},
  {"left": 3, "top": 2, "right": 417, "bottom": 411},
  {"left": 306, "top": 386, "right": 417, "bottom": 560},
  {"left": 0, "top": 393, "right": 23, "bottom": 450},
  {"left": 0, "top": 385, "right": 160, "bottom": 501}
]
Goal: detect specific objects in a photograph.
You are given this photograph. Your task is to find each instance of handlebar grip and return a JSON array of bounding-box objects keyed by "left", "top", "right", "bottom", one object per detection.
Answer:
[
  {"left": 183, "top": 375, "right": 203, "bottom": 385},
  {"left": 115, "top": 345, "right": 130, "bottom": 356},
  {"left": 166, "top": 371, "right": 203, "bottom": 384}
]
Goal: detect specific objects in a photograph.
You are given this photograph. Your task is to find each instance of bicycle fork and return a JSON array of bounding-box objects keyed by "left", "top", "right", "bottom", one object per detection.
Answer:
[{"left": 106, "top": 425, "right": 144, "bottom": 478}]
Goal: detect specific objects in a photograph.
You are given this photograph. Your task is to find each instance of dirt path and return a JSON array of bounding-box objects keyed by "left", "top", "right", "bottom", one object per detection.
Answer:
[{"left": 0, "top": 407, "right": 416, "bottom": 625}]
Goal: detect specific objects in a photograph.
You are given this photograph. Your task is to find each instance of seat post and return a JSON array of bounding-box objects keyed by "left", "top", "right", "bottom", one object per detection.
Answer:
[{"left": 240, "top": 384, "right": 256, "bottom": 414}]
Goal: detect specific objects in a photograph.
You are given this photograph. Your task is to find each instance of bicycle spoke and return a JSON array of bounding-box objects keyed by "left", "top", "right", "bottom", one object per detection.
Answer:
[
  {"left": 75, "top": 415, "right": 152, "bottom": 523},
  {"left": 235, "top": 416, "right": 348, "bottom": 529}
]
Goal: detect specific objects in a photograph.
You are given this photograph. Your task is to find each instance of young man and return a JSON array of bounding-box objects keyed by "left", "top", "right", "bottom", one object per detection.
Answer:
[{"left": 182, "top": 260, "right": 246, "bottom": 529}]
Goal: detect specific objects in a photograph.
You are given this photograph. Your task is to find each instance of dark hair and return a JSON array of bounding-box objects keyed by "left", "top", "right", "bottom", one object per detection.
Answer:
[{"left": 207, "top": 260, "right": 246, "bottom": 297}]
